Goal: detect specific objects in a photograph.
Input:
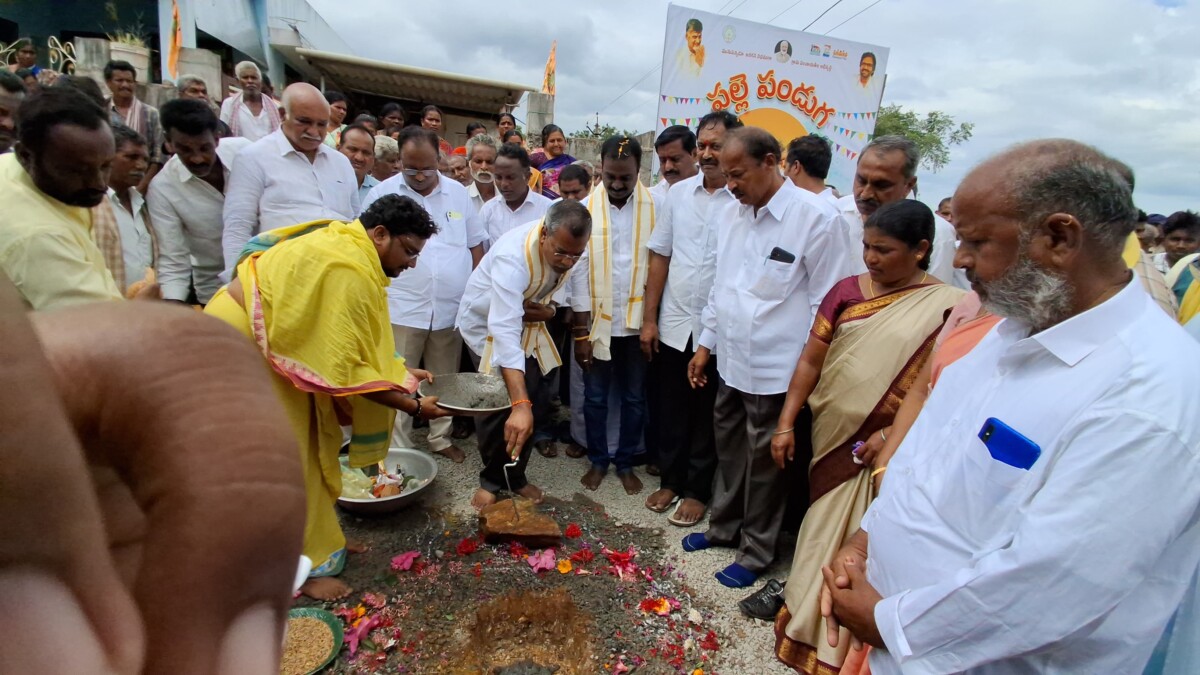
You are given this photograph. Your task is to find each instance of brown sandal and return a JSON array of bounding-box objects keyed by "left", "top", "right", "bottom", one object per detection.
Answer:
[{"left": 535, "top": 440, "right": 558, "bottom": 458}]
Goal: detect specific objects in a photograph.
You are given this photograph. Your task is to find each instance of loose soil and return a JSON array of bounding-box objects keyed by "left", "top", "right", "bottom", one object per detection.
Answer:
[{"left": 300, "top": 494, "right": 725, "bottom": 674}]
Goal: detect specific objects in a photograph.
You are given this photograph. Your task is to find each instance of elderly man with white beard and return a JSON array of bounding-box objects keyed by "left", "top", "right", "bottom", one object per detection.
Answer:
[
  {"left": 221, "top": 83, "right": 359, "bottom": 276},
  {"left": 818, "top": 139, "right": 1200, "bottom": 674}
]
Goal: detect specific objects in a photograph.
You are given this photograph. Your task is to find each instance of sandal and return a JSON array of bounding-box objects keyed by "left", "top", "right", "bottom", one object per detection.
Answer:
[
  {"left": 535, "top": 440, "right": 558, "bottom": 458},
  {"left": 645, "top": 489, "right": 679, "bottom": 513},
  {"left": 667, "top": 498, "right": 708, "bottom": 527}
]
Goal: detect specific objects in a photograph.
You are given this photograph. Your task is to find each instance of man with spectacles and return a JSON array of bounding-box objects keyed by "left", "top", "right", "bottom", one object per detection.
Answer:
[
  {"left": 361, "top": 126, "right": 487, "bottom": 464},
  {"left": 221, "top": 83, "right": 358, "bottom": 275},
  {"left": 457, "top": 200, "right": 592, "bottom": 509}
]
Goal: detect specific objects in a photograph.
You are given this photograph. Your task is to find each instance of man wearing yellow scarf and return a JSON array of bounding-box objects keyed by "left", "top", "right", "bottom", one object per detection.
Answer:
[
  {"left": 205, "top": 195, "right": 453, "bottom": 600},
  {"left": 569, "top": 136, "right": 660, "bottom": 495},
  {"left": 457, "top": 200, "right": 593, "bottom": 509}
]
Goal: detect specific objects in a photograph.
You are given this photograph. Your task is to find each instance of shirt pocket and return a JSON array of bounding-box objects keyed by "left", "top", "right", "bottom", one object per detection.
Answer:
[
  {"left": 930, "top": 435, "right": 1030, "bottom": 544},
  {"left": 749, "top": 259, "right": 793, "bottom": 301},
  {"left": 438, "top": 214, "right": 467, "bottom": 247}
]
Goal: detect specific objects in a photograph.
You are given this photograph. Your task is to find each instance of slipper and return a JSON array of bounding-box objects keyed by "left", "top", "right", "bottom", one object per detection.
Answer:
[
  {"left": 667, "top": 499, "right": 707, "bottom": 527},
  {"left": 645, "top": 493, "right": 679, "bottom": 514},
  {"left": 715, "top": 563, "right": 758, "bottom": 588},
  {"left": 534, "top": 440, "right": 558, "bottom": 458},
  {"left": 681, "top": 533, "right": 711, "bottom": 553}
]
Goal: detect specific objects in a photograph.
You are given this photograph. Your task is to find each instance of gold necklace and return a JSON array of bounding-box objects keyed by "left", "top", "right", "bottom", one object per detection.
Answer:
[{"left": 871, "top": 271, "right": 927, "bottom": 298}]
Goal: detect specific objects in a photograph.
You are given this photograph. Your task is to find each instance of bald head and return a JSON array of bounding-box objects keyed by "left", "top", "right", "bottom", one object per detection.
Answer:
[
  {"left": 280, "top": 83, "right": 330, "bottom": 157},
  {"left": 953, "top": 139, "right": 1136, "bottom": 331}
]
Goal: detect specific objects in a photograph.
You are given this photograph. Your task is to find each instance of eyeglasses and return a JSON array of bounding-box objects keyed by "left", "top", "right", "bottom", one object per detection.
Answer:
[
  {"left": 402, "top": 169, "right": 439, "bottom": 178},
  {"left": 553, "top": 249, "right": 584, "bottom": 262}
]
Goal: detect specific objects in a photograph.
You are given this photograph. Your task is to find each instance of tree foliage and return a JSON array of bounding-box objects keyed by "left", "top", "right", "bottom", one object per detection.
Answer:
[
  {"left": 569, "top": 124, "right": 641, "bottom": 141},
  {"left": 872, "top": 104, "right": 974, "bottom": 173}
]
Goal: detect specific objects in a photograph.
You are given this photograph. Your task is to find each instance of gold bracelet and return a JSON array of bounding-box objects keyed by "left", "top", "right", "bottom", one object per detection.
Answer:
[
  {"left": 574, "top": 335, "right": 590, "bottom": 342},
  {"left": 870, "top": 466, "right": 887, "bottom": 478},
  {"left": 773, "top": 427, "right": 794, "bottom": 436}
]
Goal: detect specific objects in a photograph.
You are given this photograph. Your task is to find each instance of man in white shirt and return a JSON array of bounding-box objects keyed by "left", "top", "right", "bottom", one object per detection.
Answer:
[
  {"left": 362, "top": 126, "right": 486, "bottom": 463},
  {"left": 681, "top": 127, "right": 853, "bottom": 589},
  {"left": 104, "top": 125, "right": 156, "bottom": 294},
  {"left": 218, "top": 61, "right": 281, "bottom": 142},
  {"left": 570, "top": 136, "right": 662, "bottom": 495},
  {"left": 337, "top": 123, "right": 378, "bottom": 205},
  {"left": 647, "top": 124, "right": 699, "bottom": 215},
  {"left": 465, "top": 133, "right": 498, "bottom": 219},
  {"left": 457, "top": 200, "right": 592, "bottom": 509},
  {"left": 786, "top": 135, "right": 869, "bottom": 277},
  {"left": 477, "top": 143, "right": 552, "bottom": 247},
  {"left": 221, "top": 83, "right": 359, "bottom": 275},
  {"left": 820, "top": 139, "right": 1200, "bottom": 675},
  {"left": 641, "top": 112, "right": 739, "bottom": 526},
  {"left": 847, "top": 136, "right": 961, "bottom": 286},
  {"left": 149, "top": 99, "right": 249, "bottom": 305}
]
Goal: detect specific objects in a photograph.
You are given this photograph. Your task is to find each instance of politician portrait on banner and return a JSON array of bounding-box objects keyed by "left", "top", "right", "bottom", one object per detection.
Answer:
[{"left": 657, "top": 3, "right": 890, "bottom": 191}]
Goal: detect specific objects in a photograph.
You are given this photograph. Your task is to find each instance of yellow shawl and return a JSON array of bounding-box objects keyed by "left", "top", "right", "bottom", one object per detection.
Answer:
[
  {"left": 480, "top": 219, "right": 571, "bottom": 376},
  {"left": 585, "top": 182, "right": 656, "bottom": 361},
  {"left": 240, "top": 219, "right": 416, "bottom": 467}
]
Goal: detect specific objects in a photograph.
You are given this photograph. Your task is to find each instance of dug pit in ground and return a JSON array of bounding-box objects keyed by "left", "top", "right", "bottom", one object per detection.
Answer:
[{"left": 460, "top": 588, "right": 596, "bottom": 674}]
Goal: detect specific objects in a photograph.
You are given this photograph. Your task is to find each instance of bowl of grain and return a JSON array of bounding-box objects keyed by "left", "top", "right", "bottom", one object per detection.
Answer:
[
  {"left": 418, "top": 372, "right": 511, "bottom": 415},
  {"left": 281, "top": 608, "right": 341, "bottom": 675}
]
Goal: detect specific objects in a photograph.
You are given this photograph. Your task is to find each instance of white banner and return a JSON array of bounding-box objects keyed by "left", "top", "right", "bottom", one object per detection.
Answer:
[{"left": 657, "top": 4, "right": 890, "bottom": 191}]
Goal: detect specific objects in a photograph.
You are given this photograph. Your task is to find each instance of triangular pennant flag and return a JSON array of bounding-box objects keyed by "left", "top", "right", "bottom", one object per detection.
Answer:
[
  {"left": 662, "top": 95, "right": 668, "bottom": 102},
  {"left": 661, "top": 118, "right": 668, "bottom": 126}
]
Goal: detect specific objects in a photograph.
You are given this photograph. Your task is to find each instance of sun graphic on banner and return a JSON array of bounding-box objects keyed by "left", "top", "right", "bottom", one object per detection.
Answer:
[{"left": 738, "top": 107, "right": 811, "bottom": 149}]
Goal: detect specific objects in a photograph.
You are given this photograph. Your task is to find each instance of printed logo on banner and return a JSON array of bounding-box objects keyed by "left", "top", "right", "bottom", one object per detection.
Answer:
[
  {"left": 832, "top": 49, "right": 848, "bottom": 59},
  {"left": 723, "top": 25, "right": 736, "bottom": 43},
  {"left": 810, "top": 44, "right": 821, "bottom": 55},
  {"left": 823, "top": 44, "right": 832, "bottom": 57}
]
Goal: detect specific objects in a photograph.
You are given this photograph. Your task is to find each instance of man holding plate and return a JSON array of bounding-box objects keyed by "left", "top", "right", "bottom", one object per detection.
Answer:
[{"left": 457, "top": 200, "right": 593, "bottom": 509}]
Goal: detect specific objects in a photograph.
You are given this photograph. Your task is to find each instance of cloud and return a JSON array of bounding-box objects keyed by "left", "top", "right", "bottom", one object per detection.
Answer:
[{"left": 308, "top": 0, "right": 1199, "bottom": 212}]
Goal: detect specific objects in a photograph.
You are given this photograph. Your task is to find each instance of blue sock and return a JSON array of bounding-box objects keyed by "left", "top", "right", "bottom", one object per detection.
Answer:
[
  {"left": 715, "top": 562, "right": 758, "bottom": 588},
  {"left": 681, "top": 533, "right": 711, "bottom": 552}
]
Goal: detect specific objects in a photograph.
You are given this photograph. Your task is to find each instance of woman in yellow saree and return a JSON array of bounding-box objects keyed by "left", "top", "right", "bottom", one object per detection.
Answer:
[
  {"left": 205, "top": 195, "right": 451, "bottom": 600},
  {"left": 770, "top": 200, "right": 964, "bottom": 674}
]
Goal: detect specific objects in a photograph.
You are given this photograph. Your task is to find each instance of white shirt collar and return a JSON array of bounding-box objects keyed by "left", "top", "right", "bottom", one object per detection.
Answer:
[
  {"left": 504, "top": 188, "right": 539, "bottom": 212},
  {"left": 271, "top": 129, "right": 331, "bottom": 161},
  {"left": 106, "top": 186, "right": 145, "bottom": 215},
  {"left": 998, "top": 276, "right": 1141, "bottom": 367}
]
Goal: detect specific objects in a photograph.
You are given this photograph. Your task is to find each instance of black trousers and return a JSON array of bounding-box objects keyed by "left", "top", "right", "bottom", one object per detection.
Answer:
[
  {"left": 470, "top": 351, "right": 551, "bottom": 494},
  {"left": 647, "top": 339, "right": 718, "bottom": 503}
]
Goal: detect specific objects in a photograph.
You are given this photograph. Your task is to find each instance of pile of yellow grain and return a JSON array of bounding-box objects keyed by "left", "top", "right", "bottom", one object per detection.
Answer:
[{"left": 280, "top": 616, "right": 334, "bottom": 675}]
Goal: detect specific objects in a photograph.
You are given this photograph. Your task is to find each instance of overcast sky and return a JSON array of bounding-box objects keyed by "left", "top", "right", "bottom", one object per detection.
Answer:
[{"left": 309, "top": 0, "right": 1199, "bottom": 214}]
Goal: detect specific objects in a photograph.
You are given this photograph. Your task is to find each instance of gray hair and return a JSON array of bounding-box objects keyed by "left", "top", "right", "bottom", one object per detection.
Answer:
[
  {"left": 544, "top": 199, "right": 592, "bottom": 238},
  {"left": 176, "top": 74, "right": 207, "bottom": 96},
  {"left": 234, "top": 61, "right": 261, "bottom": 78},
  {"left": 571, "top": 159, "right": 596, "bottom": 178},
  {"left": 466, "top": 133, "right": 498, "bottom": 161},
  {"left": 863, "top": 135, "right": 920, "bottom": 179},
  {"left": 374, "top": 135, "right": 399, "bottom": 161},
  {"left": 1004, "top": 139, "right": 1137, "bottom": 254}
]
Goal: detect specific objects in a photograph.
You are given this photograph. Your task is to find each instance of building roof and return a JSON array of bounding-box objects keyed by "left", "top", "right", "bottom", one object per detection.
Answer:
[{"left": 294, "top": 48, "right": 535, "bottom": 115}]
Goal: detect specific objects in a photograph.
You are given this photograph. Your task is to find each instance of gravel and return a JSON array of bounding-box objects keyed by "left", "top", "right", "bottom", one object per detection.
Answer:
[{"left": 306, "top": 414, "right": 799, "bottom": 674}]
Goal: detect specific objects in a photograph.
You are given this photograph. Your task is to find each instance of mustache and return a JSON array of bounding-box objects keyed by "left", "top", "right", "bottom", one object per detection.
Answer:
[{"left": 472, "top": 170, "right": 494, "bottom": 184}]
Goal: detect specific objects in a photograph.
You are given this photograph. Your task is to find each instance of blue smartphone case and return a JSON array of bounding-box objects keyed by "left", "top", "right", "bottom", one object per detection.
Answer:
[{"left": 978, "top": 417, "right": 1041, "bottom": 470}]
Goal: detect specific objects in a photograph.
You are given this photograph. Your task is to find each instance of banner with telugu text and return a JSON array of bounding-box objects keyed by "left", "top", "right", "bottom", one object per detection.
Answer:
[{"left": 657, "top": 3, "right": 889, "bottom": 192}]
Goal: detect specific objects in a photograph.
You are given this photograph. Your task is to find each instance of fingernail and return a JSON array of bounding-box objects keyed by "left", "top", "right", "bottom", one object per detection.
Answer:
[
  {"left": 0, "top": 570, "right": 120, "bottom": 673},
  {"left": 217, "top": 603, "right": 279, "bottom": 675}
]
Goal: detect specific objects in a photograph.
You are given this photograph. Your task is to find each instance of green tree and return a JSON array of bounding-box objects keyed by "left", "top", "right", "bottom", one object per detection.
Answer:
[
  {"left": 569, "top": 124, "right": 641, "bottom": 141},
  {"left": 872, "top": 104, "right": 974, "bottom": 173}
]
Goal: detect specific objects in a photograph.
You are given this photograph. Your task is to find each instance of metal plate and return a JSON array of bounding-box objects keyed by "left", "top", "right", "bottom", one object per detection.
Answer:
[{"left": 417, "top": 372, "right": 512, "bottom": 415}]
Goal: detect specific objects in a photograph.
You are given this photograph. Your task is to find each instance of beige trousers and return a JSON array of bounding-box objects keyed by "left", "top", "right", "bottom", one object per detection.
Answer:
[{"left": 391, "top": 325, "right": 462, "bottom": 452}]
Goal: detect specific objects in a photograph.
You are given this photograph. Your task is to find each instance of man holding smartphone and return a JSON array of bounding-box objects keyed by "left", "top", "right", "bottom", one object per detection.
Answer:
[{"left": 681, "top": 127, "right": 852, "bottom": 589}]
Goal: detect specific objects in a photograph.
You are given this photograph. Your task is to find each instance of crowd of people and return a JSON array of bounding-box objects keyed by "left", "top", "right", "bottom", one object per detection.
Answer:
[{"left": 2, "top": 51, "right": 1199, "bottom": 675}]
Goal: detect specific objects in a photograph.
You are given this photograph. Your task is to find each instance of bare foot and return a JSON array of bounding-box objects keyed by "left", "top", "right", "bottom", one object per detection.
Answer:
[
  {"left": 617, "top": 470, "right": 643, "bottom": 495},
  {"left": 645, "top": 488, "right": 677, "bottom": 513},
  {"left": 471, "top": 488, "right": 497, "bottom": 511},
  {"left": 581, "top": 466, "right": 606, "bottom": 490},
  {"left": 345, "top": 537, "right": 369, "bottom": 554},
  {"left": 300, "top": 576, "right": 352, "bottom": 601},
  {"left": 434, "top": 445, "right": 466, "bottom": 463},
  {"left": 669, "top": 498, "right": 708, "bottom": 527},
  {"left": 515, "top": 483, "right": 545, "bottom": 504},
  {"left": 534, "top": 440, "right": 558, "bottom": 458},
  {"left": 565, "top": 442, "right": 587, "bottom": 459}
]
